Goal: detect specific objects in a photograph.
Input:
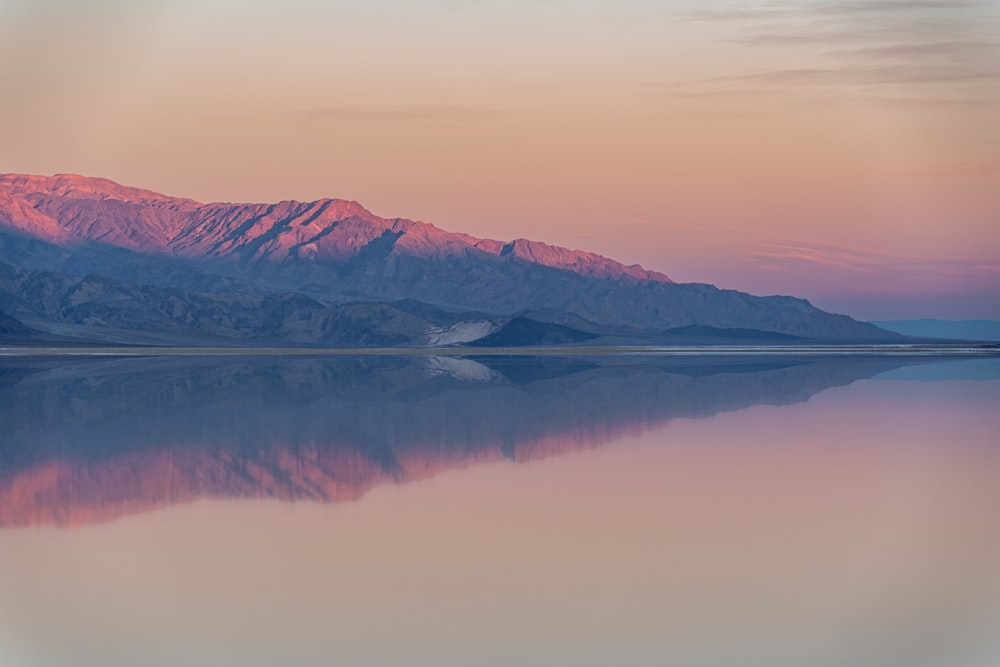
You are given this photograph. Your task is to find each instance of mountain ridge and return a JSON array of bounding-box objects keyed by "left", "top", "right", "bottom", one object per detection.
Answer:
[
  {"left": 0, "top": 173, "right": 670, "bottom": 283},
  {"left": 0, "top": 173, "right": 899, "bottom": 343}
]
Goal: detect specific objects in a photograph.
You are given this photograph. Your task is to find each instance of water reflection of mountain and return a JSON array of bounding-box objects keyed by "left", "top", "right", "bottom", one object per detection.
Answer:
[{"left": 0, "top": 354, "right": 913, "bottom": 527}]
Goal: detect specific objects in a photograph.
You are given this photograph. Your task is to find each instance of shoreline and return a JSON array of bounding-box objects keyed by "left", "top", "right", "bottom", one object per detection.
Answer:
[{"left": 2, "top": 344, "right": 998, "bottom": 358}]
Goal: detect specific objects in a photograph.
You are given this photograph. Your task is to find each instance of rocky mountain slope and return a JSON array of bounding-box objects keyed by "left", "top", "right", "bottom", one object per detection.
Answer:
[
  {"left": 0, "top": 173, "right": 898, "bottom": 342},
  {"left": 0, "top": 310, "right": 35, "bottom": 338}
]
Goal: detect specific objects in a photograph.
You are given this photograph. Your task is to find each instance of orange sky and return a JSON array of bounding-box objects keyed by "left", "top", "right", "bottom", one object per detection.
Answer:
[{"left": 1, "top": 0, "right": 998, "bottom": 318}]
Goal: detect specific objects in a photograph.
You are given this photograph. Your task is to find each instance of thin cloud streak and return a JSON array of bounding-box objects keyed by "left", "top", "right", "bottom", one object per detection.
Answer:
[
  {"left": 625, "top": 219, "right": 999, "bottom": 293},
  {"left": 288, "top": 105, "right": 514, "bottom": 123},
  {"left": 748, "top": 240, "right": 1000, "bottom": 291},
  {"left": 203, "top": 106, "right": 515, "bottom": 127},
  {"left": 682, "top": 65, "right": 1000, "bottom": 88},
  {"left": 681, "top": 1, "right": 985, "bottom": 22},
  {"left": 829, "top": 40, "right": 1000, "bottom": 60},
  {"left": 675, "top": 0, "right": 1000, "bottom": 98}
]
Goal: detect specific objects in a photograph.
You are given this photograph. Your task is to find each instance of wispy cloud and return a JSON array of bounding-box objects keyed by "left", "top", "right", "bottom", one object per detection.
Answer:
[
  {"left": 828, "top": 40, "right": 999, "bottom": 60},
  {"left": 203, "top": 105, "right": 514, "bottom": 127},
  {"left": 973, "top": 264, "right": 1000, "bottom": 273},
  {"left": 685, "top": 64, "right": 1000, "bottom": 88},
  {"left": 624, "top": 218, "right": 778, "bottom": 235},
  {"left": 286, "top": 105, "right": 514, "bottom": 123},
  {"left": 681, "top": 1, "right": 985, "bottom": 23},
  {"left": 624, "top": 218, "right": 1000, "bottom": 290},
  {"left": 754, "top": 243, "right": 882, "bottom": 272},
  {"left": 748, "top": 239, "right": 1000, "bottom": 290},
  {"left": 675, "top": 0, "right": 1000, "bottom": 99},
  {"left": 752, "top": 240, "right": 914, "bottom": 272}
]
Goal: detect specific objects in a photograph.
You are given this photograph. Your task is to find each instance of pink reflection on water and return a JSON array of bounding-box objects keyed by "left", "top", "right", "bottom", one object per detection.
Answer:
[{"left": 0, "top": 375, "right": 998, "bottom": 666}]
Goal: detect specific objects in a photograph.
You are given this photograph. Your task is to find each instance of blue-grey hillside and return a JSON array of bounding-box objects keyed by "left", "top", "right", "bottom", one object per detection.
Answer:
[{"left": 0, "top": 173, "right": 898, "bottom": 344}]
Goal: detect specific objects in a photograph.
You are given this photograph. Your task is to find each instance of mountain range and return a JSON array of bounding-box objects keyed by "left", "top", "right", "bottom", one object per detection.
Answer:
[{"left": 0, "top": 173, "right": 897, "bottom": 345}]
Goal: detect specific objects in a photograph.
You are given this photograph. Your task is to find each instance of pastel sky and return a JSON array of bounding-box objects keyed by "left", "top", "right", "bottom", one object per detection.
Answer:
[{"left": 1, "top": 0, "right": 998, "bottom": 319}]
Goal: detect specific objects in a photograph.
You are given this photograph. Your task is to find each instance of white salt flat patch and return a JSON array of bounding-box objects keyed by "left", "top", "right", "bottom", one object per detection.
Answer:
[{"left": 423, "top": 320, "right": 498, "bottom": 346}]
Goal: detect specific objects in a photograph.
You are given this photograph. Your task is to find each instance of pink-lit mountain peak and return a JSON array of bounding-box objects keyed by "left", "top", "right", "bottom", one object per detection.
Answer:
[
  {"left": 0, "top": 172, "right": 673, "bottom": 283},
  {"left": 502, "top": 238, "right": 670, "bottom": 282},
  {"left": 0, "top": 188, "right": 70, "bottom": 242},
  {"left": 0, "top": 173, "right": 199, "bottom": 208}
]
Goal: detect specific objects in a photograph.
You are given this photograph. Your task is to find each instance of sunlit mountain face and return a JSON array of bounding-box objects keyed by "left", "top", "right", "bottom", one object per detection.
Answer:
[
  {"left": 0, "top": 174, "right": 898, "bottom": 344},
  {"left": 0, "top": 354, "right": 926, "bottom": 527},
  {"left": 0, "top": 174, "right": 670, "bottom": 282}
]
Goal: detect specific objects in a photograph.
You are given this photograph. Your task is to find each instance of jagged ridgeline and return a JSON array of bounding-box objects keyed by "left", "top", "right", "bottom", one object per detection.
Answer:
[{"left": 0, "top": 174, "right": 896, "bottom": 345}]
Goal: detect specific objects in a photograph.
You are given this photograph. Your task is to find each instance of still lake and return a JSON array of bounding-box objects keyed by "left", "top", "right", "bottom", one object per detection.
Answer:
[{"left": 1, "top": 353, "right": 999, "bottom": 666}]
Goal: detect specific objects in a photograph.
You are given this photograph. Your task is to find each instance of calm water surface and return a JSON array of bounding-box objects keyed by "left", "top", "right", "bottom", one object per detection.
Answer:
[{"left": 1, "top": 354, "right": 998, "bottom": 666}]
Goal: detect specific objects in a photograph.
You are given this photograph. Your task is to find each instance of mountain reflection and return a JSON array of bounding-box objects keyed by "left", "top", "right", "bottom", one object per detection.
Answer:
[{"left": 0, "top": 354, "right": 916, "bottom": 527}]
